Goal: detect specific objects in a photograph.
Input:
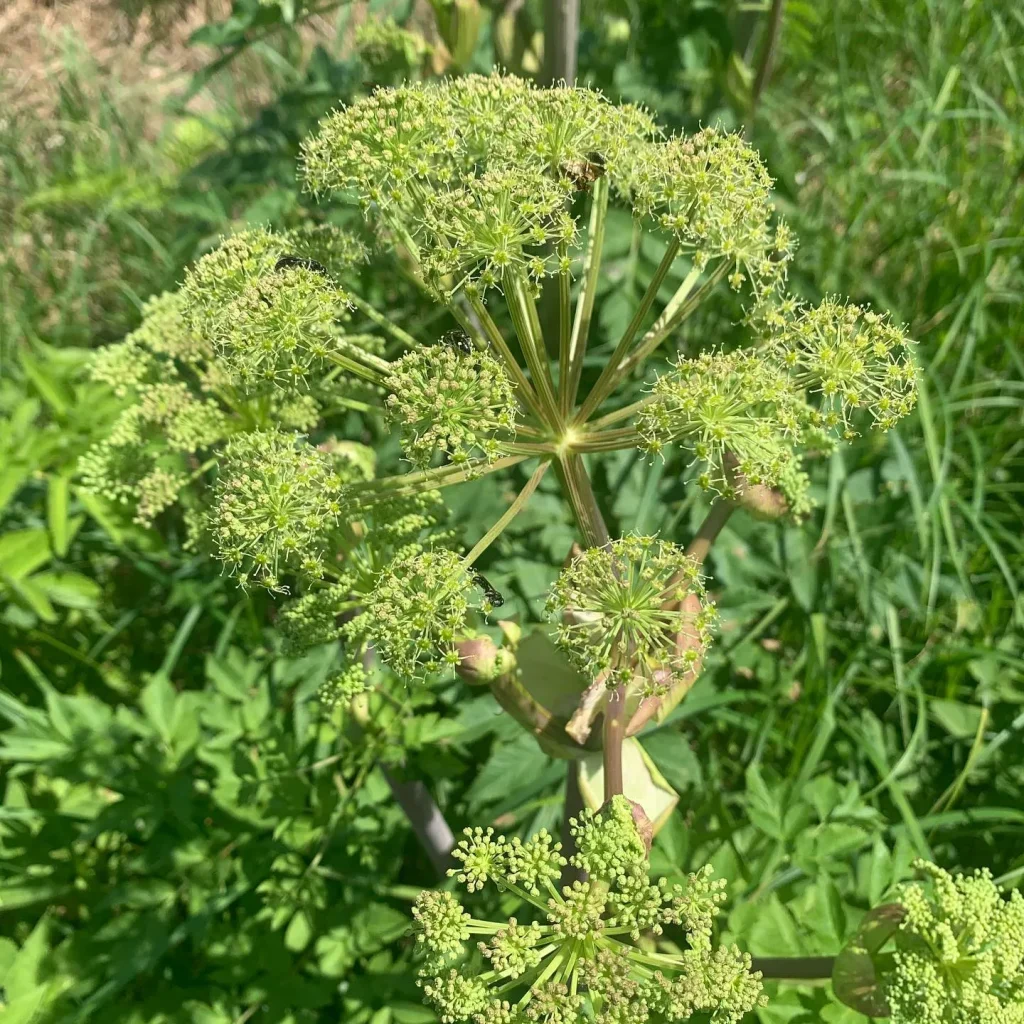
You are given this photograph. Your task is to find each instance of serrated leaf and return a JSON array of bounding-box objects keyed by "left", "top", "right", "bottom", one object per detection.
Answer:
[{"left": 0, "top": 530, "right": 51, "bottom": 581}]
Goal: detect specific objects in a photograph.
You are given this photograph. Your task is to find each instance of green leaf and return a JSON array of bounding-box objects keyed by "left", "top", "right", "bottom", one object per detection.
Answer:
[
  {"left": 46, "top": 474, "right": 71, "bottom": 556},
  {"left": 0, "top": 530, "right": 52, "bottom": 581},
  {"left": 139, "top": 673, "right": 178, "bottom": 743},
  {"left": 30, "top": 572, "right": 101, "bottom": 610},
  {"left": 930, "top": 698, "right": 984, "bottom": 739}
]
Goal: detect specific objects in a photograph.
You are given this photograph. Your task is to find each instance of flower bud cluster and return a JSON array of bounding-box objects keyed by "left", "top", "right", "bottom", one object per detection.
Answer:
[
  {"left": 546, "top": 534, "right": 718, "bottom": 696},
  {"left": 385, "top": 345, "right": 518, "bottom": 467},
  {"left": 359, "top": 545, "right": 496, "bottom": 680},
  {"left": 79, "top": 291, "right": 230, "bottom": 526},
  {"left": 180, "top": 228, "right": 359, "bottom": 394},
  {"left": 884, "top": 859, "right": 1024, "bottom": 1024},
  {"left": 306, "top": 74, "right": 765, "bottom": 294},
  {"left": 208, "top": 430, "right": 357, "bottom": 591},
  {"left": 624, "top": 127, "right": 791, "bottom": 293},
  {"left": 411, "top": 795, "right": 766, "bottom": 1023},
  {"left": 637, "top": 300, "right": 916, "bottom": 512}
]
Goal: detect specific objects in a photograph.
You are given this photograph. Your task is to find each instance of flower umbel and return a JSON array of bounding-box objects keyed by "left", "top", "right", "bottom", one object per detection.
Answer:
[
  {"left": 547, "top": 534, "right": 717, "bottom": 696},
  {"left": 385, "top": 345, "right": 518, "bottom": 467},
  {"left": 413, "top": 796, "right": 766, "bottom": 1023},
  {"left": 883, "top": 859, "right": 1024, "bottom": 1024},
  {"left": 208, "top": 430, "right": 352, "bottom": 591}
]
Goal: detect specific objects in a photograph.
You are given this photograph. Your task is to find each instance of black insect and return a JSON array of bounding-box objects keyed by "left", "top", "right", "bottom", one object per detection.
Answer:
[
  {"left": 438, "top": 328, "right": 473, "bottom": 356},
  {"left": 561, "top": 150, "right": 607, "bottom": 191},
  {"left": 471, "top": 570, "right": 504, "bottom": 609},
  {"left": 275, "top": 255, "right": 332, "bottom": 280}
]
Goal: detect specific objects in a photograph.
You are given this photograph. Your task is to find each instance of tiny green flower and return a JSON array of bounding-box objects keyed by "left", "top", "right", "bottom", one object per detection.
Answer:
[
  {"left": 414, "top": 796, "right": 766, "bottom": 1024},
  {"left": 385, "top": 345, "right": 518, "bottom": 467},
  {"left": 547, "top": 534, "right": 717, "bottom": 696}
]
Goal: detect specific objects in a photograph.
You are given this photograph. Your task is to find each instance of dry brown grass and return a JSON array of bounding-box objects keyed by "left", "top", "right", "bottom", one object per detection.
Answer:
[{"left": 0, "top": 1, "right": 233, "bottom": 115}]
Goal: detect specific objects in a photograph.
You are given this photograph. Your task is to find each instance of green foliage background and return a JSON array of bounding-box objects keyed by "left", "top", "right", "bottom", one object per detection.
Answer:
[{"left": 1, "top": 1, "right": 1021, "bottom": 1021}]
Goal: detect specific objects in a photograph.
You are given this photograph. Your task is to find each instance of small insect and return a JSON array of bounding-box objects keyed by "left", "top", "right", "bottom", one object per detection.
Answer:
[
  {"left": 561, "top": 150, "right": 607, "bottom": 191},
  {"left": 438, "top": 328, "right": 473, "bottom": 356},
  {"left": 275, "top": 255, "right": 332, "bottom": 280},
  {"left": 471, "top": 570, "right": 504, "bottom": 609}
]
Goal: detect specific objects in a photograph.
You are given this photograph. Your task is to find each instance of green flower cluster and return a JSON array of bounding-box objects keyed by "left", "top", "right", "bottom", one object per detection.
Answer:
[
  {"left": 636, "top": 298, "right": 917, "bottom": 512},
  {"left": 208, "top": 430, "right": 362, "bottom": 591},
  {"left": 356, "top": 546, "right": 496, "bottom": 680},
  {"left": 302, "top": 74, "right": 777, "bottom": 295},
  {"left": 385, "top": 345, "right": 518, "bottom": 467},
  {"left": 412, "top": 796, "right": 766, "bottom": 1023},
  {"left": 79, "top": 291, "right": 229, "bottom": 526},
  {"left": 624, "top": 127, "right": 793, "bottom": 293},
  {"left": 547, "top": 534, "right": 717, "bottom": 696},
  {"left": 79, "top": 227, "right": 370, "bottom": 528},
  {"left": 354, "top": 16, "right": 430, "bottom": 76},
  {"left": 180, "top": 227, "right": 362, "bottom": 394},
  {"left": 885, "top": 860, "right": 1024, "bottom": 1024}
]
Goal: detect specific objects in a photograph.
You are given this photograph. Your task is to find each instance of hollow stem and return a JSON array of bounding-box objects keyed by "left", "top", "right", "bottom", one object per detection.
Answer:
[
  {"left": 751, "top": 956, "right": 836, "bottom": 981},
  {"left": 463, "top": 459, "right": 552, "bottom": 566},
  {"left": 555, "top": 454, "right": 610, "bottom": 549},
  {"left": 576, "top": 238, "right": 681, "bottom": 423},
  {"left": 685, "top": 499, "right": 736, "bottom": 566},
  {"left": 380, "top": 768, "right": 455, "bottom": 877},
  {"left": 347, "top": 294, "right": 420, "bottom": 349},
  {"left": 567, "top": 176, "right": 609, "bottom": 411},
  {"left": 505, "top": 272, "right": 562, "bottom": 429},
  {"left": 618, "top": 261, "right": 728, "bottom": 378},
  {"left": 602, "top": 683, "right": 628, "bottom": 800}
]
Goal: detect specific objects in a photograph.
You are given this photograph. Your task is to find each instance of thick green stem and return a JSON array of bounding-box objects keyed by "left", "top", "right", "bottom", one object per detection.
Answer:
[
  {"left": 347, "top": 294, "right": 420, "bottom": 349},
  {"left": 555, "top": 454, "right": 610, "bottom": 549},
  {"left": 685, "top": 500, "right": 736, "bottom": 566},
  {"left": 751, "top": 956, "right": 835, "bottom": 981},
  {"left": 602, "top": 684, "right": 627, "bottom": 800},
  {"left": 463, "top": 460, "right": 551, "bottom": 565},
  {"left": 567, "top": 176, "right": 609, "bottom": 411},
  {"left": 465, "top": 290, "right": 546, "bottom": 423},
  {"left": 505, "top": 272, "right": 562, "bottom": 429},
  {"left": 557, "top": 249, "right": 573, "bottom": 413},
  {"left": 618, "top": 261, "right": 728, "bottom": 378},
  {"left": 576, "top": 237, "right": 681, "bottom": 423}
]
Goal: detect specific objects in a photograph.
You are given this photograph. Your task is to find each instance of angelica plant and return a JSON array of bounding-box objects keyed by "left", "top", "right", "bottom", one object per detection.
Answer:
[{"left": 79, "top": 72, "right": 924, "bottom": 1024}]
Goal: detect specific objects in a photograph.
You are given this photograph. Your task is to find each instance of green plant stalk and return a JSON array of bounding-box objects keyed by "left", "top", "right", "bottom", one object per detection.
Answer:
[
  {"left": 351, "top": 454, "right": 530, "bottom": 496},
  {"left": 557, "top": 243, "right": 573, "bottom": 411},
  {"left": 347, "top": 294, "right": 420, "bottom": 349},
  {"left": 505, "top": 271, "right": 563, "bottom": 429},
  {"left": 618, "top": 261, "right": 729, "bottom": 378},
  {"left": 555, "top": 453, "right": 610, "bottom": 549},
  {"left": 466, "top": 289, "right": 547, "bottom": 421},
  {"left": 685, "top": 499, "right": 736, "bottom": 566},
  {"left": 574, "top": 428, "right": 644, "bottom": 453},
  {"left": 463, "top": 459, "right": 552, "bottom": 565},
  {"left": 326, "top": 351, "right": 387, "bottom": 383},
  {"left": 587, "top": 395, "right": 659, "bottom": 431},
  {"left": 566, "top": 176, "right": 610, "bottom": 411},
  {"left": 602, "top": 683, "right": 628, "bottom": 800},
  {"left": 576, "top": 237, "right": 681, "bottom": 423}
]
